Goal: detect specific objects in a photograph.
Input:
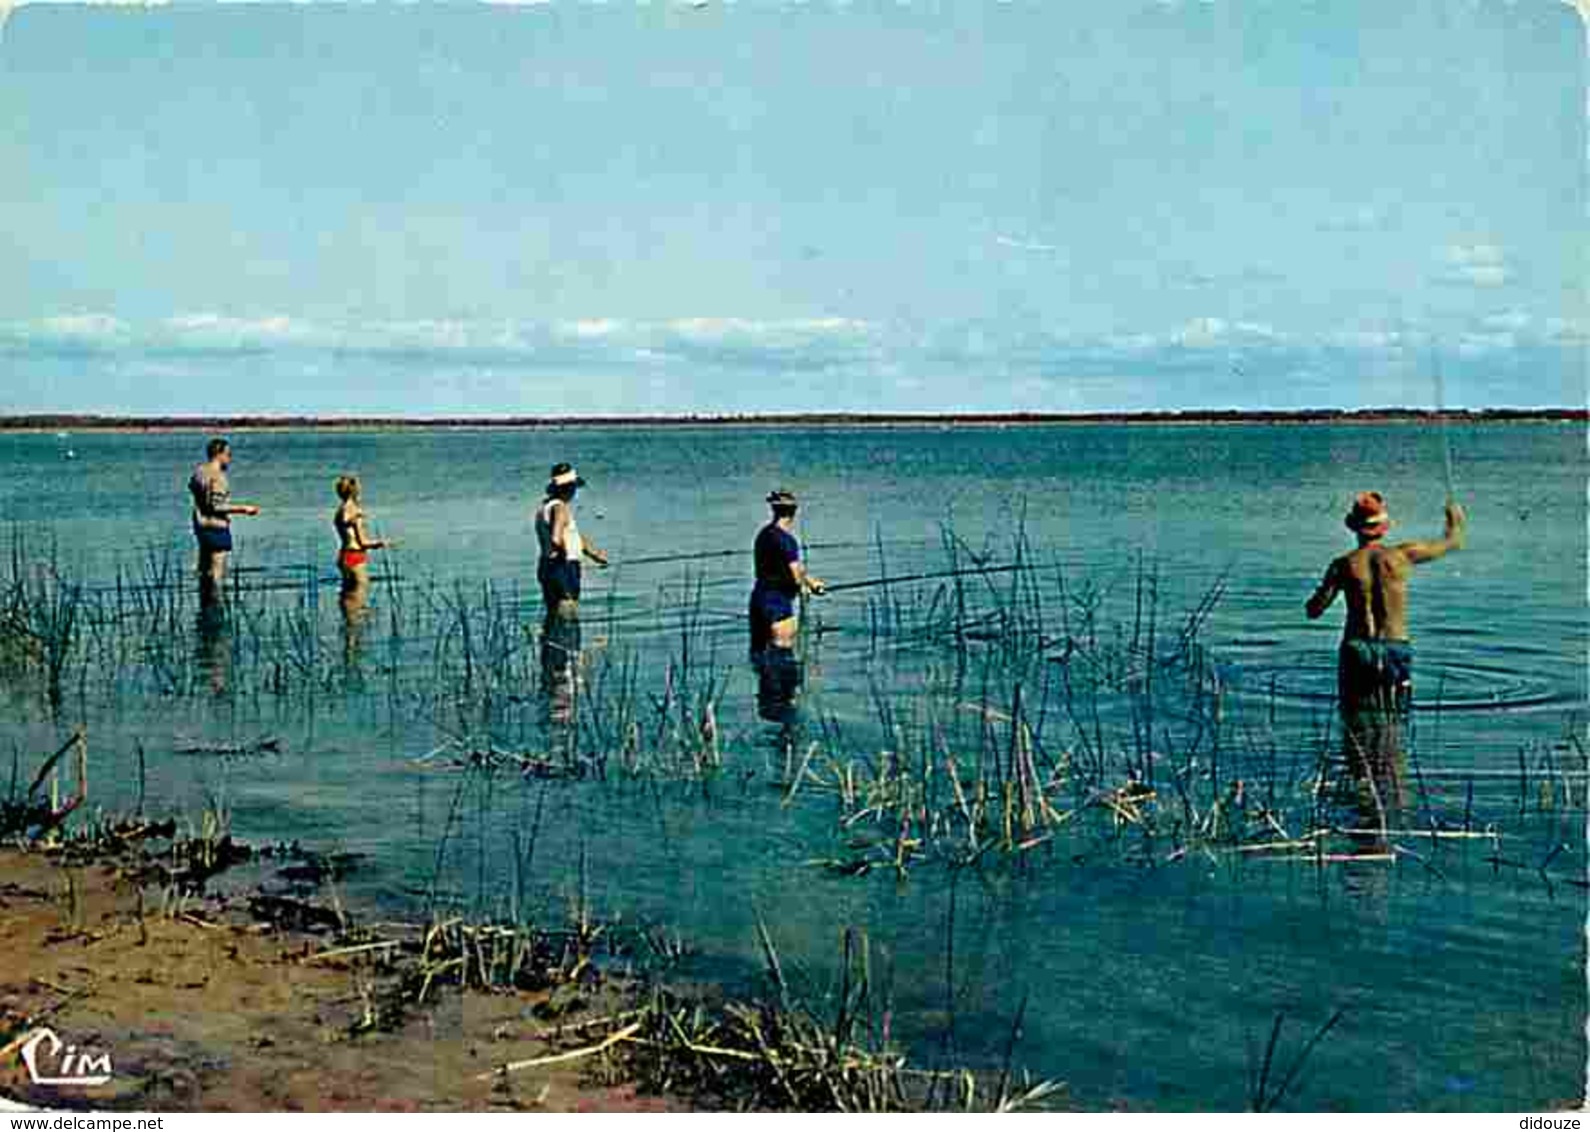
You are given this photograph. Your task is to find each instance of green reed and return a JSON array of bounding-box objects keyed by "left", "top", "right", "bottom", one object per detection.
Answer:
[{"left": 2, "top": 529, "right": 1577, "bottom": 888}]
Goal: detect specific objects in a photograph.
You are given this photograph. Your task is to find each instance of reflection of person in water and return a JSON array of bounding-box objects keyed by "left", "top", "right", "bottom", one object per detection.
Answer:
[
  {"left": 1306, "top": 491, "right": 1466, "bottom": 839},
  {"left": 749, "top": 489, "right": 825, "bottom": 724},
  {"left": 195, "top": 601, "right": 231, "bottom": 695},
  {"left": 333, "top": 475, "right": 390, "bottom": 669}
]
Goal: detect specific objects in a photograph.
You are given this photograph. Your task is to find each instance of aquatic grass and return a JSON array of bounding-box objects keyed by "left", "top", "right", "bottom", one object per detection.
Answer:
[
  {"left": 277, "top": 886, "right": 1061, "bottom": 1112},
  {"left": 1, "top": 539, "right": 85, "bottom": 711},
  {"left": 783, "top": 532, "right": 1520, "bottom": 876},
  {"left": 608, "top": 921, "right": 1062, "bottom": 1112},
  {"left": 1245, "top": 1008, "right": 1344, "bottom": 1112},
  {"left": 398, "top": 569, "right": 737, "bottom": 792},
  {"left": 0, "top": 528, "right": 1571, "bottom": 894},
  {"left": 1, "top": 728, "right": 89, "bottom": 844},
  {"left": 0, "top": 526, "right": 1569, "bottom": 1109}
]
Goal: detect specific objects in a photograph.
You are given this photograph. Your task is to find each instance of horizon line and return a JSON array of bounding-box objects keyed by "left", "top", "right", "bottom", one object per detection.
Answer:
[{"left": 0, "top": 408, "right": 1584, "bottom": 431}]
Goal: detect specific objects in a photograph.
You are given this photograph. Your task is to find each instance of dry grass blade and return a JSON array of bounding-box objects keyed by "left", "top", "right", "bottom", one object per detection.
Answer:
[{"left": 475, "top": 1021, "right": 644, "bottom": 1080}]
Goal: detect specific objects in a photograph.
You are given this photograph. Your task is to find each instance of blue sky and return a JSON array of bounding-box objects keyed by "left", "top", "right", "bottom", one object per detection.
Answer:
[{"left": 0, "top": 0, "right": 1583, "bottom": 414}]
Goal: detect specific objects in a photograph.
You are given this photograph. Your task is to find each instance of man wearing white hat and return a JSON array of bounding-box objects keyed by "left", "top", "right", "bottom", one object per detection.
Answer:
[{"left": 535, "top": 461, "right": 608, "bottom": 621}]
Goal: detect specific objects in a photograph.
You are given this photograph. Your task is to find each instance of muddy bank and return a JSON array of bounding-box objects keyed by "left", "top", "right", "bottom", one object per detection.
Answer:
[
  {"left": 0, "top": 848, "right": 671, "bottom": 1112},
  {"left": 0, "top": 846, "right": 1061, "bottom": 1113}
]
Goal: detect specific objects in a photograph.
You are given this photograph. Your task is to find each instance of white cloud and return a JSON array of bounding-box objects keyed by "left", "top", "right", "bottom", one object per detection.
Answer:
[
  {"left": 664, "top": 316, "right": 869, "bottom": 340},
  {"left": 38, "top": 313, "right": 127, "bottom": 338},
  {"left": 1322, "top": 328, "right": 1406, "bottom": 350},
  {"left": 1437, "top": 242, "right": 1513, "bottom": 288},
  {"left": 162, "top": 312, "right": 309, "bottom": 343},
  {"left": 993, "top": 234, "right": 1062, "bottom": 253},
  {"left": 1455, "top": 330, "right": 1517, "bottom": 356},
  {"left": 4, "top": 312, "right": 877, "bottom": 358},
  {"left": 7, "top": 310, "right": 1580, "bottom": 380},
  {"left": 1455, "top": 265, "right": 1510, "bottom": 288},
  {"left": 559, "top": 318, "right": 625, "bottom": 340},
  {"left": 1097, "top": 332, "right": 1158, "bottom": 352},
  {"left": 1444, "top": 242, "right": 1506, "bottom": 267},
  {"left": 0, "top": 311, "right": 130, "bottom": 351},
  {"left": 1479, "top": 309, "right": 1533, "bottom": 333},
  {"left": 1170, "top": 317, "right": 1278, "bottom": 348}
]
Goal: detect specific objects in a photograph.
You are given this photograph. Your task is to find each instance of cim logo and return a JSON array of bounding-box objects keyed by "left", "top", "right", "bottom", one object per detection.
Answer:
[{"left": 17, "top": 1029, "right": 113, "bottom": 1087}]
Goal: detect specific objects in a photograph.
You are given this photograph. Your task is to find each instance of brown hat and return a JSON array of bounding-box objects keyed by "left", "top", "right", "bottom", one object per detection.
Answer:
[{"left": 1345, "top": 491, "right": 1391, "bottom": 536}]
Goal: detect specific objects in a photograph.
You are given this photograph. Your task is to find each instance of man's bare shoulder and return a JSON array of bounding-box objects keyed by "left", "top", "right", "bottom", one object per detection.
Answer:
[
  {"left": 1325, "top": 550, "right": 1357, "bottom": 573},
  {"left": 1383, "top": 541, "right": 1427, "bottom": 564}
]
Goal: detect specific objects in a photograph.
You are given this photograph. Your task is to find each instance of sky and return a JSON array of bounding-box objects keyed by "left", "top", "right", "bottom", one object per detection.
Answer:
[{"left": 0, "top": 0, "right": 1584, "bottom": 414}]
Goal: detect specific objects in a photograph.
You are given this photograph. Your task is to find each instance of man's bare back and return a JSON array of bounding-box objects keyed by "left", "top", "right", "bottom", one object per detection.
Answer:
[{"left": 1306, "top": 496, "right": 1466, "bottom": 642}]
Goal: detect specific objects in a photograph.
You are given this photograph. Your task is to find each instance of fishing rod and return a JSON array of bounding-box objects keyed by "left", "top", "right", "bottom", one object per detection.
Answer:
[
  {"left": 1431, "top": 347, "right": 1457, "bottom": 502},
  {"left": 821, "top": 559, "right": 1057, "bottom": 595},
  {"left": 615, "top": 548, "right": 744, "bottom": 568},
  {"left": 613, "top": 539, "right": 885, "bottom": 570}
]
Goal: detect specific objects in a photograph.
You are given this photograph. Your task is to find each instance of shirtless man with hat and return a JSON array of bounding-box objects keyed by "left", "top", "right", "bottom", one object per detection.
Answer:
[{"left": 1306, "top": 491, "right": 1466, "bottom": 816}]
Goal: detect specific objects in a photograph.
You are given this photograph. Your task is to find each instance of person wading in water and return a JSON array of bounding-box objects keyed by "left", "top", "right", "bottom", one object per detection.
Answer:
[
  {"left": 189, "top": 436, "right": 261, "bottom": 609},
  {"left": 332, "top": 474, "right": 390, "bottom": 662},
  {"left": 1306, "top": 490, "right": 1466, "bottom": 836},
  {"left": 534, "top": 462, "right": 608, "bottom": 723},
  {"left": 749, "top": 488, "right": 825, "bottom": 723}
]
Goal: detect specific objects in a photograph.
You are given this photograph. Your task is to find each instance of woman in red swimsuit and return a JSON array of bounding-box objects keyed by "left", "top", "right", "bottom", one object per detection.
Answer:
[{"left": 333, "top": 475, "right": 389, "bottom": 624}]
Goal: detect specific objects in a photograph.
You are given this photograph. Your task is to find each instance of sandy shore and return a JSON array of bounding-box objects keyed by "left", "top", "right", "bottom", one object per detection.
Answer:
[{"left": 0, "top": 849, "right": 672, "bottom": 1113}]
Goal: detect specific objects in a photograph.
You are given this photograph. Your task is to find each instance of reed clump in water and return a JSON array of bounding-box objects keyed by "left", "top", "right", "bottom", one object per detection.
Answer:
[
  {"left": 394, "top": 526, "right": 1550, "bottom": 881},
  {"left": 604, "top": 923, "right": 1062, "bottom": 1112},
  {"left": 788, "top": 548, "right": 1269, "bottom": 875},
  {"left": 1, "top": 532, "right": 1570, "bottom": 894},
  {"left": 408, "top": 573, "right": 730, "bottom": 786},
  {"left": 1, "top": 729, "right": 89, "bottom": 845},
  {"left": 788, "top": 531, "right": 1529, "bottom": 877},
  {"left": 1, "top": 541, "right": 85, "bottom": 710}
]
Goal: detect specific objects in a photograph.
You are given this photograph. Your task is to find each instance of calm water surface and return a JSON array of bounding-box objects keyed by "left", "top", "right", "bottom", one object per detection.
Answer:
[{"left": 1, "top": 422, "right": 1584, "bottom": 1110}]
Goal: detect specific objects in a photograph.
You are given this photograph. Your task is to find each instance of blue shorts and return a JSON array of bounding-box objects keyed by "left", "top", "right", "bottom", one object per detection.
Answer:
[
  {"left": 193, "top": 523, "right": 233, "bottom": 554},
  {"left": 538, "top": 557, "right": 581, "bottom": 607},
  {"left": 749, "top": 586, "right": 797, "bottom": 652},
  {"left": 1339, "top": 638, "right": 1413, "bottom": 714}
]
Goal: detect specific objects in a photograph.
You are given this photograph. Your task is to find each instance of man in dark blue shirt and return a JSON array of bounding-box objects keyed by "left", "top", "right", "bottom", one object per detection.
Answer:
[{"left": 749, "top": 488, "right": 825, "bottom": 655}]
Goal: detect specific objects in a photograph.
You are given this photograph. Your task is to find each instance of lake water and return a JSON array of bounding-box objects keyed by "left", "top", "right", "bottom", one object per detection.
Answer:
[{"left": 1, "top": 421, "right": 1585, "bottom": 1110}]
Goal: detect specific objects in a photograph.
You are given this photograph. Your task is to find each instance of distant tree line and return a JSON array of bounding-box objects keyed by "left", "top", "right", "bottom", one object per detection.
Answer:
[{"left": 0, "top": 408, "right": 1583, "bottom": 431}]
